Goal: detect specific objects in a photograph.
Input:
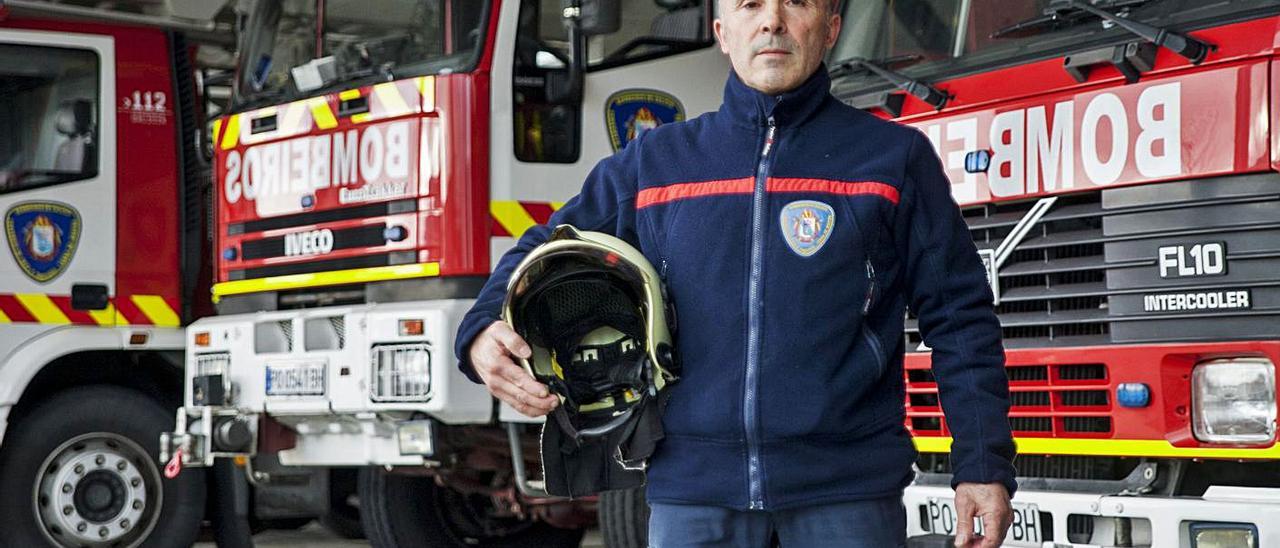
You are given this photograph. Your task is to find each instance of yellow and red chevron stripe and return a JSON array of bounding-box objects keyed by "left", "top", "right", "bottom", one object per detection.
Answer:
[
  {"left": 212, "top": 76, "right": 434, "bottom": 152},
  {"left": 0, "top": 293, "right": 180, "bottom": 327},
  {"left": 490, "top": 201, "right": 566, "bottom": 238}
]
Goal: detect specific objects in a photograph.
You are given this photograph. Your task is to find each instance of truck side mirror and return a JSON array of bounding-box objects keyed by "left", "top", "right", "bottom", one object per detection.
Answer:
[
  {"left": 549, "top": 0, "right": 619, "bottom": 105},
  {"left": 577, "top": 0, "right": 621, "bottom": 36}
]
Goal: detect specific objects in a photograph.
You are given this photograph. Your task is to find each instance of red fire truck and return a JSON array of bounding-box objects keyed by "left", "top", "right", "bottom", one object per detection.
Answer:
[
  {"left": 0, "top": 2, "right": 348, "bottom": 546},
  {"left": 0, "top": 6, "right": 216, "bottom": 548},
  {"left": 875, "top": 2, "right": 1280, "bottom": 547},
  {"left": 165, "top": 0, "right": 1280, "bottom": 547},
  {"left": 166, "top": 0, "right": 725, "bottom": 546}
]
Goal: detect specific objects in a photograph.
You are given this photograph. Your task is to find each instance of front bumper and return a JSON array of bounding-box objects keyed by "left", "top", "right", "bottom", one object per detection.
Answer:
[
  {"left": 163, "top": 299, "right": 494, "bottom": 468},
  {"left": 904, "top": 484, "right": 1280, "bottom": 547}
]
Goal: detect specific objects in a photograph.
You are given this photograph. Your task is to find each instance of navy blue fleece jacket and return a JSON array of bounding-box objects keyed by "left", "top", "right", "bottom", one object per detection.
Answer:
[{"left": 455, "top": 67, "right": 1016, "bottom": 510}]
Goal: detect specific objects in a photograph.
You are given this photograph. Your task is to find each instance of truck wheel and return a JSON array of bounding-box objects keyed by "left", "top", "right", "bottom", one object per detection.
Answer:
[
  {"left": 318, "top": 468, "right": 365, "bottom": 539},
  {"left": 358, "top": 467, "right": 583, "bottom": 548},
  {"left": 0, "top": 386, "right": 206, "bottom": 548},
  {"left": 600, "top": 487, "right": 650, "bottom": 548}
]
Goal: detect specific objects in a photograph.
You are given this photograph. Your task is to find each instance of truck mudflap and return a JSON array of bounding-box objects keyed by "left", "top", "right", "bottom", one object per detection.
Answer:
[{"left": 904, "top": 483, "right": 1278, "bottom": 548}]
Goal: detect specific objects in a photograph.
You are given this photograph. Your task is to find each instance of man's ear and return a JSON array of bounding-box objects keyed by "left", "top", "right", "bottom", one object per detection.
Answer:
[
  {"left": 713, "top": 18, "right": 729, "bottom": 55},
  {"left": 826, "top": 14, "right": 842, "bottom": 50}
]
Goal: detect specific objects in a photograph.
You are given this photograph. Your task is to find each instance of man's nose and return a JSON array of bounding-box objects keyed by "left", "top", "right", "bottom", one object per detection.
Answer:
[{"left": 758, "top": 0, "right": 787, "bottom": 35}]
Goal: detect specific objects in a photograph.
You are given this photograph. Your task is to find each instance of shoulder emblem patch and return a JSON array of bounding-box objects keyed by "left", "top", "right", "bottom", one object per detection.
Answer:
[
  {"left": 605, "top": 89, "right": 685, "bottom": 152},
  {"left": 780, "top": 200, "right": 834, "bottom": 257},
  {"left": 5, "top": 201, "right": 82, "bottom": 283}
]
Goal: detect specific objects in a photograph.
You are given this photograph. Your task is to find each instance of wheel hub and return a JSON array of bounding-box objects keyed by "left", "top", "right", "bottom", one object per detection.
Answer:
[
  {"left": 74, "top": 470, "right": 127, "bottom": 522},
  {"left": 35, "top": 433, "right": 162, "bottom": 547}
]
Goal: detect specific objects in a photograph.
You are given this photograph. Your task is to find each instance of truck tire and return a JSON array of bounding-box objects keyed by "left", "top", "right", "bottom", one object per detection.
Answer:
[
  {"left": 0, "top": 386, "right": 206, "bottom": 548},
  {"left": 600, "top": 487, "right": 650, "bottom": 548},
  {"left": 357, "top": 467, "right": 584, "bottom": 548}
]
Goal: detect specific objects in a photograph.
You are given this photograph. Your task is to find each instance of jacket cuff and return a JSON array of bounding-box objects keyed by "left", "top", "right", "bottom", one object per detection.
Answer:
[
  {"left": 453, "top": 313, "right": 498, "bottom": 385},
  {"left": 950, "top": 458, "right": 1018, "bottom": 498}
]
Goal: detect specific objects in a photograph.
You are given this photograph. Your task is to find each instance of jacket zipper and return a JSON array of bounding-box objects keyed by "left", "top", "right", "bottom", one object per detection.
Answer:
[
  {"left": 862, "top": 259, "right": 885, "bottom": 376},
  {"left": 862, "top": 258, "right": 876, "bottom": 315},
  {"left": 744, "top": 116, "right": 776, "bottom": 510}
]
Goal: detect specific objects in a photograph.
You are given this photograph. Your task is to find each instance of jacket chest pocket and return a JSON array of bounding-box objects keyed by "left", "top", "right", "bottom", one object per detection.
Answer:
[{"left": 840, "top": 198, "right": 895, "bottom": 316}]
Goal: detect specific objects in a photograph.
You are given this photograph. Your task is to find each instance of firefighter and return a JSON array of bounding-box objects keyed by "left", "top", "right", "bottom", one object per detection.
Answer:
[{"left": 455, "top": 0, "right": 1016, "bottom": 546}]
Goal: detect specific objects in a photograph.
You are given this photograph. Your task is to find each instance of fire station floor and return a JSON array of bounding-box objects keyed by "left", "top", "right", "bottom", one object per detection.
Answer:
[{"left": 193, "top": 521, "right": 606, "bottom": 547}]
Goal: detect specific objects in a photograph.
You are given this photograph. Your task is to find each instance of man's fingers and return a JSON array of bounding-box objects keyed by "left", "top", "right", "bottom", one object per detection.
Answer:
[
  {"left": 472, "top": 336, "right": 557, "bottom": 415},
  {"left": 979, "top": 512, "right": 1004, "bottom": 548},
  {"left": 491, "top": 380, "right": 557, "bottom": 416},
  {"left": 482, "top": 361, "right": 557, "bottom": 412},
  {"left": 489, "top": 322, "right": 532, "bottom": 359},
  {"left": 495, "top": 359, "right": 550, "bottom": 396},
  {"left": 484, "top": 354, "right": 554, "bottom": 403},
  {"left": 954, "top": 499, "right": 976, "bottom": 547}
]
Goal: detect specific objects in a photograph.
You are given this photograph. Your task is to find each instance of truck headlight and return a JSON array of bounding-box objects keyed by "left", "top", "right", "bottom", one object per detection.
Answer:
[
  {"left": 1192, "top": 358, "right": 1276, "bottom": 444},
  {"left": 1190, "top": 522, "right": 1256, "bottom": 548},
  {"left": 371, "top": 343, "right": 432, "bottom": 402}
]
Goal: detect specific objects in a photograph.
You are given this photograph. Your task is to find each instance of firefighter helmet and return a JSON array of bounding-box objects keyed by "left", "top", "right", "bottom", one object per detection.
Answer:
[{"left": 502, "top": 224, "right": 678, "bottom": 444}]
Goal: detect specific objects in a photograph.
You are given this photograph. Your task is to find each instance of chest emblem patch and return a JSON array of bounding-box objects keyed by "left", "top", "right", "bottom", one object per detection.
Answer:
[
  {"left": 780, "top": 200, "right": 834, "bottom": 257},
  {"left": 5, "top": 201, "right": 81, "bottom": 283}
]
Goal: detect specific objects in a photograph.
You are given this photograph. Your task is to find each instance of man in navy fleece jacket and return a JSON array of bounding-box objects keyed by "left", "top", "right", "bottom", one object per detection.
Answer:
[{"left": 454, "top": 0, "right": 1017, "bottom": 546}]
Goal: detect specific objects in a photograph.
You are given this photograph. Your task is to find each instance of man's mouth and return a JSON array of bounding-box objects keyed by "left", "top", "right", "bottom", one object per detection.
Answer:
[{"left": 756, "top": 48, "right": 790, "bottom": 57}]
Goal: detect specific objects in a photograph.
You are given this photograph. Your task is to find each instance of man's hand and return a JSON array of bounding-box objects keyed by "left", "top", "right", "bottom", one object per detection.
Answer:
[
  {"left": 468, "top": 321, "right": 559, "bottom": 417},
  {"left": 954, "top": 482, "right": 1012, "bottom": 548}
]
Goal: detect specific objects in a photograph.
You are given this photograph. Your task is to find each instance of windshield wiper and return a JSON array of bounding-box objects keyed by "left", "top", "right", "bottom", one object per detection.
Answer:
[
  {"left": 830, "top": 55, "right": 950, "bottom": 110},
  {"left": 233, "top": 59, "right": 398, "bottom": 113},
  {"left": 991, "top": 0, "right": 1151, "bottom": 38},
  {"left": 993, "top": 0, "right": 1212, "bottom": 64},
  {"left": 300, "top": 60, "right": 399, "bottom": 101}
]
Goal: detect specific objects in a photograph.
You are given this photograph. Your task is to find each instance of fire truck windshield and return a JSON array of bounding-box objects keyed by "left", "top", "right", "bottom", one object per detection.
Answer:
[
  {"left": 829, "top": 0, "right": 1275, "bottom": 89},
  {"left": 235, "top": 0, "right": 490, "bottom": 110}
]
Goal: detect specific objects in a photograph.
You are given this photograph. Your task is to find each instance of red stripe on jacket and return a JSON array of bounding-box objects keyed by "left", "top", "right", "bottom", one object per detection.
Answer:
[{"left": 636, "top": 177, "right": 898, "bottom": 209}]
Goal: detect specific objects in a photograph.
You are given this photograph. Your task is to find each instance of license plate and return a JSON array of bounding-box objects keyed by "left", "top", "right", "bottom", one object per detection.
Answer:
[
  {"left": 924, "top": 497, "right": 1042, "bottom": 547},
  {"left": 265, "top": 361, "right": 326, "bottom": 396}
]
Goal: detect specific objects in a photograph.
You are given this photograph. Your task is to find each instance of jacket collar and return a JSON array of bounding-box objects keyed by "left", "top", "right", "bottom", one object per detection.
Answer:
[{"left": 720, "top": 63, "right": 832, "bottom": 128}]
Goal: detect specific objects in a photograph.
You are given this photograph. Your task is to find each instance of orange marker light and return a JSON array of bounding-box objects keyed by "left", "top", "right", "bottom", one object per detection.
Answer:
[
  {"left": 194, "top": 332, "right": 211, "bottom": 347},
  {"left": 399, "top": 319, "right": 425, "bottom": 336}
]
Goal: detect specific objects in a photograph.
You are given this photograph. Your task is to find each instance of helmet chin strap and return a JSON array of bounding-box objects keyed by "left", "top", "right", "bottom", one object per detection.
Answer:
[
  {"left": 551, "top": 404, "right": 638, "bottom": 447},
  {"left": 549, "top": 354, "right": 651, "bottom": 446}
]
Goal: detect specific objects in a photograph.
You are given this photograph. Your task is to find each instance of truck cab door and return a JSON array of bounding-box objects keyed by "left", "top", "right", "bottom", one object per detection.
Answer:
[
  {"left": 0, "top": 30, "right": 117, "bottom": 330},
  {"left": 491, "top": 0, "right": 729, "bottom": 239}
]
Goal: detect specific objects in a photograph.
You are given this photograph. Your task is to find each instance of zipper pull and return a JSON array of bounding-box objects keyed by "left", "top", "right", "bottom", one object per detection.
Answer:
[
  {"left": 862, "top": 259, "right": 876, "bottom": 315},
  {"left": 762, "top": 117, "right": 776, "bottom": 157}
]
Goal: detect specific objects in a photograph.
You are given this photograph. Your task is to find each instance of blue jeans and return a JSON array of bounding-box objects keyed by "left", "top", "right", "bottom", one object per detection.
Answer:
[{"left": 648, "top": 496, "right": 907, "bottom": 548}]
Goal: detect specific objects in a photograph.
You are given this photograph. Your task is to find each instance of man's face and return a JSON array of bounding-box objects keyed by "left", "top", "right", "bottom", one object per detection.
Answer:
[{"left": 715, "top": 0, "right": 841, "bottom": 95}]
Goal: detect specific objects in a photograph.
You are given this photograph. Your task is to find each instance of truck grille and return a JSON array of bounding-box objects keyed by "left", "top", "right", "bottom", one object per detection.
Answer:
[
  {"left": 906, "top": 172, "right": 1280, "bottom": 348},
  {"left": 907, "top": 363, "right": 1112, "bottom": 437},
  {"left": 225, "top": 199, "right": 417, "bottom": 280},
  {"left": 916, "top": 454, "right": 1141, "bottom": 481}
]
